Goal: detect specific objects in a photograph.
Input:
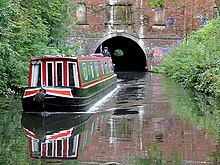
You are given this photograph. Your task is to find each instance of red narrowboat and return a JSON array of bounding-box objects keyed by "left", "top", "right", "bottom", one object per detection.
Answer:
[{"left": 22, "top": 54, "right": 117, "bottom": 112}]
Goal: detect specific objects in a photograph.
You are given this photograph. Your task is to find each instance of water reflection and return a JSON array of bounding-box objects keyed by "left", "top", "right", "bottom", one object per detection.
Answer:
[
  {"left": 1, "top": 72, "right": 219, "bottom": 164},
  {"left": 21, "top": 112, "right": 93, "bottom": 161}
]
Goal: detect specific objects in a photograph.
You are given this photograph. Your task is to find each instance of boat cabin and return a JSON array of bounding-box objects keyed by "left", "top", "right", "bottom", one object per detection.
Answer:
[{"left": 28, "top": 54, "right": 114, "bottom": 88}]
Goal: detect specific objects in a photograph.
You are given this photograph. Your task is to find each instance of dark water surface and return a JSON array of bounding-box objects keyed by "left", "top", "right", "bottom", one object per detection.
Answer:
[{"left": 0, "top": 72, "right": 219, "bottom": 165}]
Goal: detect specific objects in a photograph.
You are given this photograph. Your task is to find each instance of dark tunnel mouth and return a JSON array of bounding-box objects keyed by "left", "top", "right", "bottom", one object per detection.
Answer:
[{"left": 95, "top": 36, "right": 147, "bottom": 72}]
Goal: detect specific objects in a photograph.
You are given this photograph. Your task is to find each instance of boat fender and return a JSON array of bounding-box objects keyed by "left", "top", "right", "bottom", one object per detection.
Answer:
[{"left": 33, "top": 88, "right": 46, "bottom": 103}]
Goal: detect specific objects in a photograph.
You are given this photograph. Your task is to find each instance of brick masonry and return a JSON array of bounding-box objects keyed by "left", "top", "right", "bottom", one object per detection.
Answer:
[{"left": 70, "top": 0, "right": 216, "bottom": 70}]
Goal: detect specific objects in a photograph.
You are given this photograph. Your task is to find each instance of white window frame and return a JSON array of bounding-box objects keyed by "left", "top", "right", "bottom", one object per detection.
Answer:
[
  {"left": 46, "top": 62, "right": 54, "bottom": 86},
  {"left": 108, "top": 61, "right": 112, "bottom": 73},
  {"left": 105, "top": 61, "right": 109, "bottom": 74},
  {"left": 31, "top": 61, "right": 42, "bottom": 87},
  {"left": 82, "top": 63, "right": 88, "bottom": 80},
  {"left": 46, "top": 142, "right": 54, "bottom": 157},
  {"left": 67, "top": 134, "right": 79, "bottom": 157},
  {"left": 55, "top": 140, "right": 64, "bottom": 157},
  {"left": 32, "top": 139, "right": 42, "bottom": 157},
  {"left": 94, "top": 62, "right": 99, "bottom": 77},
  {"left": 90, "top": 62, "right": 94, "bottom": 78},
  {"left": 67, "top": 62, "right": 79, "bottom": 87},
  {"left": 56, "top": 62, "right": 64, "bottom": 86},
  {"left": 101, "top": 62, "right": 104, "bottom": 75}
]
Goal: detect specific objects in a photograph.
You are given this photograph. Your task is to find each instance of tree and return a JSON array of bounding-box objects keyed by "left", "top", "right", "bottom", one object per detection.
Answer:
[{"left": 0, "top": 0, "right": 78, "bottom": 92}]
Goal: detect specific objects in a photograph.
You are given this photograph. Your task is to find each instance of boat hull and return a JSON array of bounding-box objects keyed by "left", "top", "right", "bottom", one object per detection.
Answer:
[{"left": 22, "top": 75, "right": 117, "bottom": 112}]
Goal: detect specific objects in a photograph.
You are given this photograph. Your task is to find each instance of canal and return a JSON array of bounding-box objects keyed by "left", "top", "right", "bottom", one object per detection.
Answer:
[{"left": 0, "top": 72, "right": 220, "bottom": 165}]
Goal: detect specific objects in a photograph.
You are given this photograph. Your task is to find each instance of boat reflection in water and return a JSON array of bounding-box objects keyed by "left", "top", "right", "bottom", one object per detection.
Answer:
[{"left": 21, "top": 111, "right": 96, "bottom": 161}]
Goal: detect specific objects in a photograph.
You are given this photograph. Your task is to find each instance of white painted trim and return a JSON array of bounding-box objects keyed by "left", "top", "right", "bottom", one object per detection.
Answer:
[
  {"left": 46, "top": 142, "right": 54, "bottom": 157},
  {"left": 44, "top": 87, "right": 73, "bottom": 98},
  {"left": 55, "top": 140, "right": 64, "bottom": 157},
  {"left": 67, "top": 62, "right": 79, "bottom": 88},
  {"left": 56, "top": 62, "right": 64, "bottom": 86},
  {"left": 67, "top": 134, "right": 79, "bottom": 157},
  {"left": 83, "top": 74, "right": 116, "bottom": 89},
  {"left": 40, "top": 63, "right": 43, "bottom": 86},
  {"left": 23, "top": 87, "right": 41, "bottom": 98},
  {"left": 90, "top": 62, "right": 94, "bottom": 78},
  {"left": 31, "top": 61, "right": 42, "bottom": 87},
  {"left": 82, "top": 62, "right": 88, "bottom": 80},
  {"left": 46, "top": 62, "right": 54, "bottom": 86},
  {"left": 94, "top": 62, "right": 99, "bottom": 77}
]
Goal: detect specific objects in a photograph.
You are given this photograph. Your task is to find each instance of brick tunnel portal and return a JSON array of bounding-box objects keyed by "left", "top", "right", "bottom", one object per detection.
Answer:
[{"left": 95, "top": 36, "right": 146, "bottom": 71}]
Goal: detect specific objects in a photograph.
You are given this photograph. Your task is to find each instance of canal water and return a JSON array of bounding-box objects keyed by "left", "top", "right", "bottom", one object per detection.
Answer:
[{"left": 0, "top": 72, "right": 219, "bottom": 165}]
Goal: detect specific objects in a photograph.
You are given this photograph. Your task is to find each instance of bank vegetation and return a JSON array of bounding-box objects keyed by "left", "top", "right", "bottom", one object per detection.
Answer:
[
  {"left": 0, "top": 0, "right": 79, "bottom": 94},
  {"left": 156, "top": 18, "right": 220, "bottom": 98}
]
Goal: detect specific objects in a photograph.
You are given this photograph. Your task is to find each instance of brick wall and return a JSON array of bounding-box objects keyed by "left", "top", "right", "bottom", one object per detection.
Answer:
[
  {"left": 69, "top": 0, "right": 216, "bottom": 65},
  {"left": 72, "top": 0, "right": 215, "bottom": 37}
]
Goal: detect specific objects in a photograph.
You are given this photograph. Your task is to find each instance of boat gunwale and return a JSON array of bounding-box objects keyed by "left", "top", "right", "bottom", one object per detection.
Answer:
[{"left": 30, "top": 56, "right": 111, "bottom": 61}]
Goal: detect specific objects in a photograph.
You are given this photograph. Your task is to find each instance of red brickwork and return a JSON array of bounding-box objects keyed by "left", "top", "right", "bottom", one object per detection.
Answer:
[
  {"left": 72, "top": 0, "right": 215, "bottom": 37},
  {"left": 69, "top": 0, "right": 216, "bottom": 70}
]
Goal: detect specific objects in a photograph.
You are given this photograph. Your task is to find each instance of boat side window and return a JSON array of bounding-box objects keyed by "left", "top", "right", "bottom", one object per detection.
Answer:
[
  {"left": 68, "top": 62, "right": 79, "bottom": 87},
  {"left": 31, "top": 60, "right": 41, "bottom": 87},
  {"left": 56, "top": 62, "right": 63, "bottom": 86},
  {"left": 105, "top": 61, "right": 109, "bottom": 74},
  {"left": 46, "top": 143, "right": 54, "bottom": 157},
  {"left": 67, "top": 135, "right": 79, "bottom": 157},
  {"left": 32, "top": 139, "right": 41, "bottom": 157},
  {"left": 68, "top": 63, "right": 75, "bottom": 86},
  {"left": 101, "top": 62, "right": 104, "bottom": 75},
  {"left": 56, "top": 140, "right": 63, "bottom": 157},
  {"left": 108, "top": 61, "right": 112, "bottom": 73},
  {"left": 82, "top": 63, "right": 88, "bottom": 80},
  {"left": 94, "top": 62, "right": 99, "bottom": 77},
  {"left": 90, "top": 62, "right": 94, "bottom": 78},
  {"left": 46, "top": 62, "right": 54, "bottom": 86}
]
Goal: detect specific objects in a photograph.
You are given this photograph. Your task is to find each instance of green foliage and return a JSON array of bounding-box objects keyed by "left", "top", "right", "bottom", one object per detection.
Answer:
[
  {"left": 129, "top": 146, "right": 164, "bottom": 164},
  {"left": 156, "top": 18, "right": 220, "bottom": 98},
  {"left": 114, "top": 49, "right": 124, "bottom": 56},
  {"left": 0, "top": 97, "right": 30, "bottom": 165},
  {"left": 162, "top": 78, "right": 220, "bottom": 139},
  {"left": 146, "top": 0, "right": 178, "bottom": 8},
  {"left": 146, "top": 0, "right": 165, "bottom": 8},
  {"left": 0, "top": 0, "right": 78, "bottom": 92},
  {"left": 171, "top": 148, "right": 183, "bottom": 165},
  {"left": 161, "top": 78, "right": 220, "bottom": 162},
  {"left": 129, "top": 145, "right": 184, "bottom": 164}
]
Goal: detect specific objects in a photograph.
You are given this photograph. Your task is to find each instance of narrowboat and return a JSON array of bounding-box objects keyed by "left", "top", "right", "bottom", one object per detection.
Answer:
[{"left": 22, "top": 54, "right": 117, "bottom": 112}]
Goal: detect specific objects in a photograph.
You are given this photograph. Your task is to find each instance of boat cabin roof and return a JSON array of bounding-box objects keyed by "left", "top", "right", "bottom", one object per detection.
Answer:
[{"left": 30, "top": 54, "right": 108, "bottom": 62}]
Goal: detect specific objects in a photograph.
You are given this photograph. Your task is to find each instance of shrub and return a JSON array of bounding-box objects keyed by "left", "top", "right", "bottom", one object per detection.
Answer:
[
  {"left": 0, "top": 0, "right": 78, "bottom": 93},
  {"left": 156, "top": 18, "right": 220, "bottom": 97}
]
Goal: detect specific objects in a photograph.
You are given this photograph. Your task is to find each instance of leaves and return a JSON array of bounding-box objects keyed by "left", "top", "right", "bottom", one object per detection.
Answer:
[
  {"left": 156, "top": 18, "right": 220, "bottom": 98},
  {"left": 146, "top": 0, "right": 179, "bottom": 8},
  {"left": 0, "top": 0, "right": 78, "bottom": 92},
  {"left": 146, "top": 0, "right": 165, "bottom": 8}
]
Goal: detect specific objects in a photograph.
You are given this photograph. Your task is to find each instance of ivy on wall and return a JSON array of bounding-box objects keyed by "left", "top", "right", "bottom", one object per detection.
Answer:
[{"left": 146, "top": 0, "right": 178, "bottom": 8}]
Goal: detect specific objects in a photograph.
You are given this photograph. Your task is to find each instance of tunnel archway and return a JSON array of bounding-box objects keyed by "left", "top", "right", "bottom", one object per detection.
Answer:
[{"left": 95, "top": 36, "right": 146, "bottom": 71}]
